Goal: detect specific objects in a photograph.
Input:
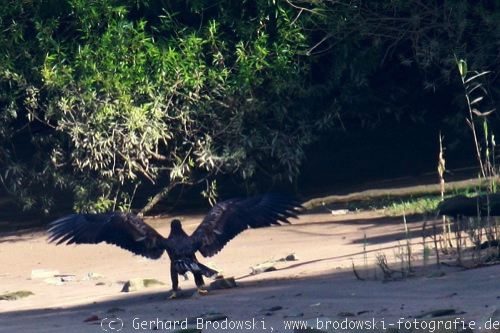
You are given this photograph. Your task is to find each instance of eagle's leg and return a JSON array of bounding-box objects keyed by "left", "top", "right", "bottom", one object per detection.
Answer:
[
  {"left": 168, "top": 262, "right": 179, "bottom": 299},
  {"left": 194, "top": 272, "right": 208, "bottom": 295}
]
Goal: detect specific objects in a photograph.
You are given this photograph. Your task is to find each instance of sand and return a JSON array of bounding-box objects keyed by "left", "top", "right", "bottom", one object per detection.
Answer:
[{"left": 1, "top": 210, "right": 499, "bottom": 332}]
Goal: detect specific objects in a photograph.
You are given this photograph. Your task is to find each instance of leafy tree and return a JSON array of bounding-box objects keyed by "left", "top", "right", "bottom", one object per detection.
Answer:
[
  {"left": 1, "top": 0, "right": 498, "bottom": 217},
  {"left": 294, "top": 0, "right": 499, "bottom": 126},
  {"left": 0, "top": 0, "right": 329, "bottom": 214}
]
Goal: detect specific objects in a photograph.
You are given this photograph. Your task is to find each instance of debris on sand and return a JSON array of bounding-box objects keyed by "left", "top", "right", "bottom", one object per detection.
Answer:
[
  {"left": 83, "top": 315, "right": 100, "bottom": 322},
  {"left": 264, "top": 306, "right": 283, "bottom": 312},
  {"left": 43, "top": 277, "right": 64, "bottom": 286},
  {"left": 415, "top": 308, "right": 458, "bottom": 319},
  {"left": 250, "top": 262, "right": 277, "bottom": 275},
  {"left": 278, "top": 253, "right": 298, "bottom": 262},
  {"left": 330, "top": 209, "right": 349, "bottom": 215},
  {"left": 83, "top": 272, "right": 103, "bottom": 280},
  {"left": 58, "top": 274, "right": 76, "bottom": 282},
  {"left": 30, "top": 269, "right": 60, "bottom": 279},
  {"left": 121, "top": 278, "right": 165, "bottom": 292},
  {"left": 42, "top": 274, "right": 76, "bottom": 285},
  {"left": 250, "top": 253, "right": 298, "bottom": 275},
  {"left": 209, "top": 277, "right": 237, "bottom": 290},
  {"left": 0, "top": 290, "right": 34, "bottom": 301}
]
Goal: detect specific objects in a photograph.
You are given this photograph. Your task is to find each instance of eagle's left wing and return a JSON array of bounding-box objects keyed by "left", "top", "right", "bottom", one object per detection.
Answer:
[
  {"left": 48, "top": 212, "right": 167, "bottom": 259},
  {"left": 190, "top": 193, "right": 302, "bottom": 257}
]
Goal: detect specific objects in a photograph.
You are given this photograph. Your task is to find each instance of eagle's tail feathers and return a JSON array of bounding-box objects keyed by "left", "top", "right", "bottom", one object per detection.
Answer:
[
  {"left": 174, "top": 259, "right": 218, "bottom": 278},
  {"left": 197, "top": 262, "right": 218, "bottom": 278}
]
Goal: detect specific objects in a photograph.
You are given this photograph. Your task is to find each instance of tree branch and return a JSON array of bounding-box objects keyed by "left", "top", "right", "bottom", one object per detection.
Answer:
[{"left": 138, "top": 181, "right": 180, "bottom": 216}]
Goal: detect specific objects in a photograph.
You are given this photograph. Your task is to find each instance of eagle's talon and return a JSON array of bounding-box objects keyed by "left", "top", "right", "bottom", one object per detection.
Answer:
[{"left": 197, "top": 288, "right": 209, "bottom": 296}]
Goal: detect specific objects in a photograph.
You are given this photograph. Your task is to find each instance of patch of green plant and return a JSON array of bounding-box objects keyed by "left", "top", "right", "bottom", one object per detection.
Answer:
[
  {"left": 142, "top": 278, "right": 164, "bottom": 287},
  {"left": 0, "top": 290, "right": 34, "bottom": 301},
  {"left": 384, "top": 197, "right": 442, "bottom": 216},
  {"left": 346, "top": 188, "right": 482, "bottom": 216}
]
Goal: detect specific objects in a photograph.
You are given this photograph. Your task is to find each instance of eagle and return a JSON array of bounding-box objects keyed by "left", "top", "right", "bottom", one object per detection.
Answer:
[{"left": 48, "top": 193, "right": 301, "bottom": 298}]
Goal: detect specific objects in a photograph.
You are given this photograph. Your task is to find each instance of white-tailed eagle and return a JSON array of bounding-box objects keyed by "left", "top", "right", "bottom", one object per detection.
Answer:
[{"left": 48, "top": 193, "right": 301, "bottom": 298}]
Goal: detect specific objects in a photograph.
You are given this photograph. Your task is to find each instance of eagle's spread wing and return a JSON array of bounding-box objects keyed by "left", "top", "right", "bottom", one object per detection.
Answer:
[
  {"left": 48, "top": 213, "right": 166, "bottom": 259},
  {"left": 190, "top": 193, "right": 302, "bottom": 257}
]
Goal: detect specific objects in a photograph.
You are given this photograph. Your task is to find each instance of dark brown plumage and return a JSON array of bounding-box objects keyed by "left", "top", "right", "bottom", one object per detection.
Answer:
[{"left": 48, "top": 193, "right": 302, "bottom": 297}]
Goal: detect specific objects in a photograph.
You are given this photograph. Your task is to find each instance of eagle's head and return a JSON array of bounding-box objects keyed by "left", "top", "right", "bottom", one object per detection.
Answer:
[{"left": 170, "top": 219, "right": 183, "bottom": 232}]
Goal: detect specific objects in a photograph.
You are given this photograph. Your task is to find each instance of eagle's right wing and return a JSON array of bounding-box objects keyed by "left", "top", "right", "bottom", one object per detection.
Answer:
[
  {"left": 48, "top": 213, "right": 167, "bottom": 259},
  {"left": 190, "top": 194, "right": 302, "bottom": 257}
]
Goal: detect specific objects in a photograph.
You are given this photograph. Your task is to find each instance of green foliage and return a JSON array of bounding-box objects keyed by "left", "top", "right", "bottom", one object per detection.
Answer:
[
  {"left": 0, "top": 1, "right": 498, "bottom": 215},
  {"left": 455, "top": 58, "right": 496, "bottom": 181},
  {"left": 346, "top": 195, "right": 442, "bottom": 216},
  {"left": 384, "top": 197, "right": 441, "bottom": 216},
  {"left": 0, "top": 0, "right": 325, "bottom": 213},
  {"left": 299, "top": 0, "right": 499, "bottom": 126}
]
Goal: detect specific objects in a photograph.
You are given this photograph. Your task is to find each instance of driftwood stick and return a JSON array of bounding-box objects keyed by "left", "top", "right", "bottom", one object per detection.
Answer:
[{"left": 302, "top": 177, "right": 499, "bottom": 210}]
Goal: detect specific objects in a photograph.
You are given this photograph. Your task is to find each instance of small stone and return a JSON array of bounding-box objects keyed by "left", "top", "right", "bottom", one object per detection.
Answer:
[
  {"left": 415, "top": 308, "right": 457, "bottom": 319},
  {"left": 278, "top": 254, "right": 298, "bottom": 262},
  {"left": 83, "top": 315, "right": 99, "bottom": 322},
  {"left": 209, "top": 277, "right": 237, "bottom": 290},
  {"left": 265, "top": 306, "right": 283, "bottom": 312}
]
